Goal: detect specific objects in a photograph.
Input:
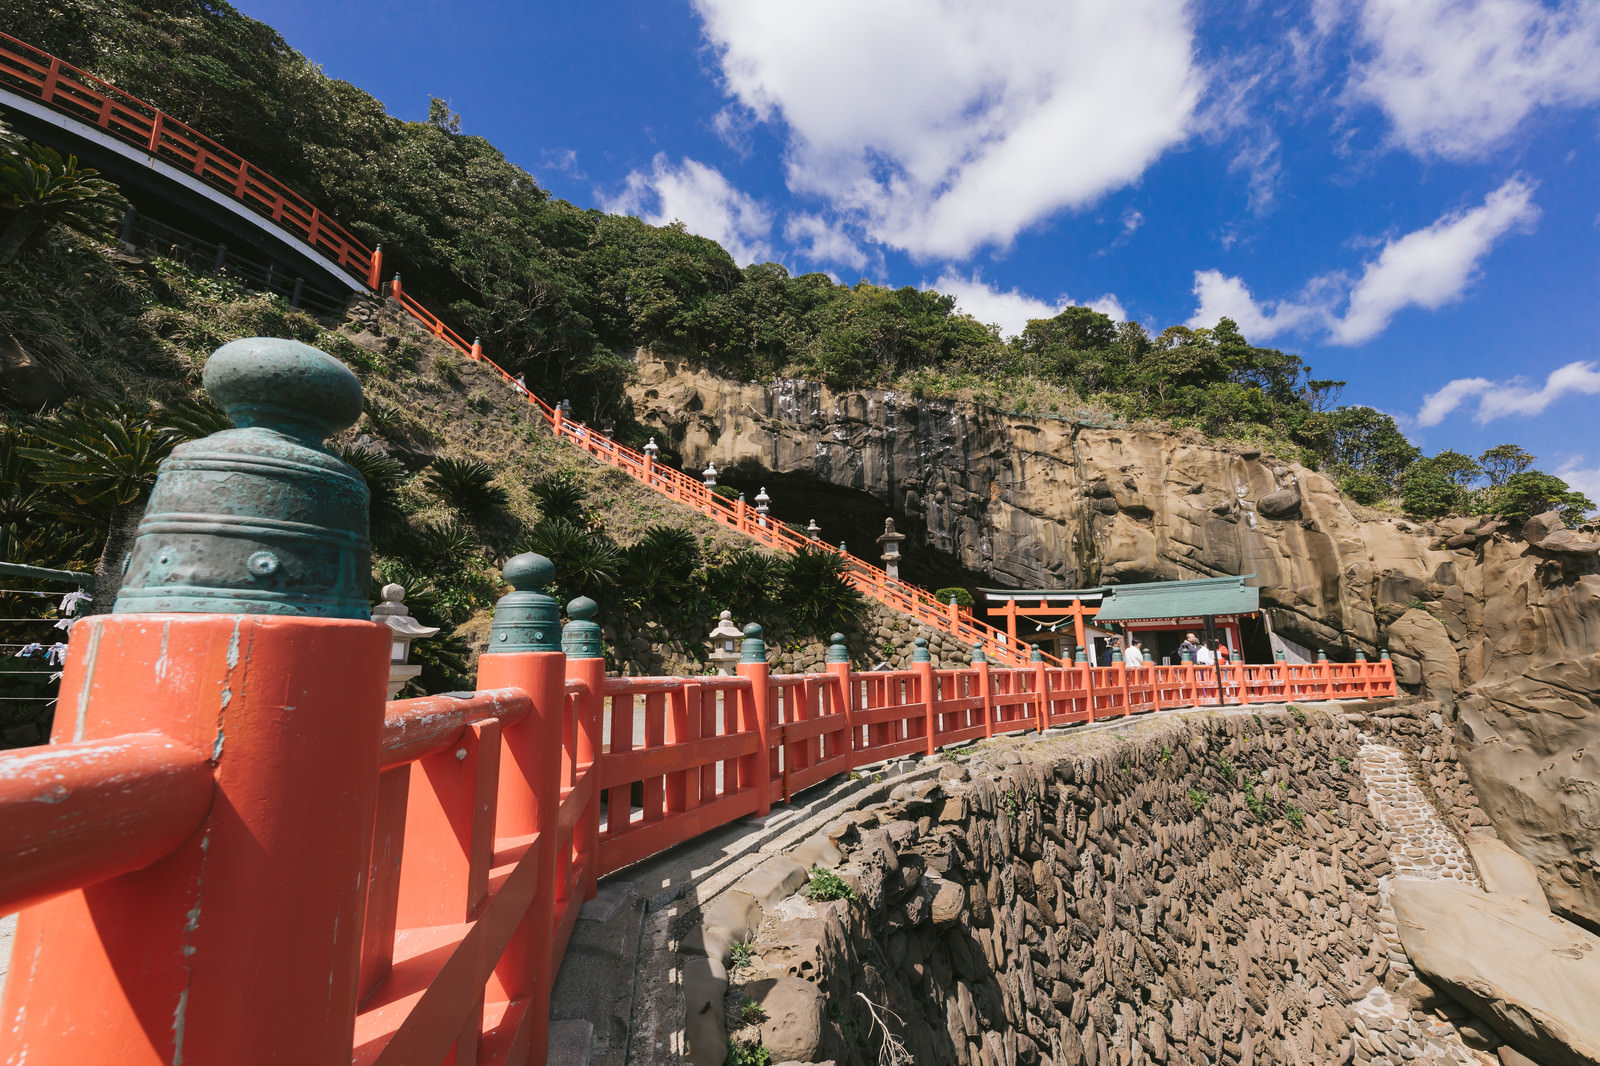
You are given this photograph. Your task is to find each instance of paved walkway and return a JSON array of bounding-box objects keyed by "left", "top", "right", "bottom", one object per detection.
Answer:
[{"left": 1351, "top": 735, "right": 1491, "bottom": 1066}]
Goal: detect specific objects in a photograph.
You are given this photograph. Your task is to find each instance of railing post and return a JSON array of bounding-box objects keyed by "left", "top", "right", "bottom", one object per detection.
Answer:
[
  {"left": 1078, "top": 647, "right": 1096, "bottom": 721},
  {"left": 390, "top": 272, "right": 402, "bottom": 299},
  {"left": 1031, "top": 646, "right": 1048, "bottom": 732},
  {"left": 367, "top": 244, "right": 383, "bottom": 290},
  {"left": 736, "top": 624, "right": 774, "bottom": 816},
  {"left": 973, "top": 642, "right": 994, "bottom": 739},
  {"left": 826, "top": 633, "right": 856, "bottom": 759},
  {"left": 476, "top": 553, "right": 565, "bottom": 1059},
  {"left": 41, "top": 55, "right": 61, "bottom": 102},
  {"left": 563, "top": 596, "right": 605, "bottom": 903},
  {"left": 145, "top": 108, "right": 163, "bottom": 153},
  {"left": 1113, "top": 650, "right": 1132, "bottom": 716},
  {"left": 913, "top": 637, "right": 937, "bottom": 755},
  {"left": 0, "top": 338, "right": 388, "bottom": 1066}
]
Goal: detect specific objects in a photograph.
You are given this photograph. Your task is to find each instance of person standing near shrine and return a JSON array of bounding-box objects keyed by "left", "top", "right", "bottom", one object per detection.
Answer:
[{"left": 1123, "top": 639, "right": 1145, "bottom": 669}]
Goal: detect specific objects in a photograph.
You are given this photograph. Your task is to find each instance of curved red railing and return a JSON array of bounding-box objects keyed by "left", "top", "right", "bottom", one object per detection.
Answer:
[{"left": 0, "top": 31, "right": 378, "bottom": 285}]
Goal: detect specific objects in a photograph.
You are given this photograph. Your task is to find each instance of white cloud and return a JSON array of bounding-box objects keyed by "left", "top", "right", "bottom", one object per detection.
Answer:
[
  {"left": 1349, "top": 0, "right": 1600, "bottom": 159},
  {"left": 783, "top": 214, "right": 869, "bottom": 272},
  {"left": 691, "top": 0, "right": 1203, "bottom": 260},
  {"left": 1331, "top": 177, "right": 1539, "bottom": 343},
  {"left": 1416, "top": 361, "right": 1600, "bottom": 426},
  {"left": 927, "top": 269, "right": 1124, "bottom": 339},
  {"left": 1187, "top": 177, "right": 1539, "bottom": 344},
  {"left": 1554, "top": 461, "right": 1600, "bottom": 510},
  {"left": 601, "top": 154, "right": 773, "bottom": 266},
  {"left": 1415, "top": 376, "right": 1492, "bottom": 427},
  {"left": 1188, "top": 269, "right": 1327, "bottom": 339}
]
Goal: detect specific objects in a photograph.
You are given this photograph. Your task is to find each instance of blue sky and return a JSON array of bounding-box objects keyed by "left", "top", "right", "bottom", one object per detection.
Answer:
[{"left": 239, "top": 0, "right": 1600, "bottom": 501}]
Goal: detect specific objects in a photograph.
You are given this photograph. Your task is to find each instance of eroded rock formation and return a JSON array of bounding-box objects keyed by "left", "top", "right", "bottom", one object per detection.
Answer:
[{"left": 627, "top": 356, "right": 1600, "bottom": 927}]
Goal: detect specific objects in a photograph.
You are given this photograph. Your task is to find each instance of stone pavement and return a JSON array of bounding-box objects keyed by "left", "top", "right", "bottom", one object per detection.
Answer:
[{"left": 1351, "top": 734, "right": 1494, "bottom": 1066}]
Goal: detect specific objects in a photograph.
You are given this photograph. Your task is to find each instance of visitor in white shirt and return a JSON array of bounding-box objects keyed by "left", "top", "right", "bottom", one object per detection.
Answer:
[
  {"left": 1123, "top": 640, "right": 1145, "bottom": 669},
  {"left": 1194, "top": 643, "right": 1215, "bottom": 666}
]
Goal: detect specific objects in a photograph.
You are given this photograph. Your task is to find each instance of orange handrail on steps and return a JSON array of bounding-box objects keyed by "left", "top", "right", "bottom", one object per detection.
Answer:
[{"left": 0, "top": 28, "right": 1045, "bottom": 664}]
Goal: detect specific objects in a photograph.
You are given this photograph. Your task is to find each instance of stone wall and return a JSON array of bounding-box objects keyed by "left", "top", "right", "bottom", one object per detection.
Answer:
[{"left": 680, "top": 704, "right": 1514, "bottom": 1066}]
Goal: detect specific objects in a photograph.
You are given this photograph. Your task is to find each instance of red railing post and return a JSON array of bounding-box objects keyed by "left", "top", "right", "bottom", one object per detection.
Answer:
[
  {"left": 476, "top": 554, "right": 567, "bottom": 1059},
  {"left": 390, "top": 272, "right": 402, "bottom": 300},
  {"left": 974, "top": 644, "right": 994, "bottom": 739},
  {"left": 1032, "top": 649, "right": 1049, "bottom": 732},
  {"left": 145, "top": 109, "right": 163, "bottom": 154},
  {"left": 825, "top": 634, "right": 857, "bottom": 758},
  {"left": 913, "top": 638, "right": 937, "bottom": 755},
  {"left": 736, "top": 625, "right": 774, "bottom": 816},
  {"left": 367, "top": 244, "right": 383, "bottom": 290},
  {"left": 41, "top": 55, "right": 60, "bottom": 102},
  {"left": 563, "top": 599, "right": 605, "bottom": 903},
  {"left": 1, "top": 338, "right": 389, "bottom": 1066}
]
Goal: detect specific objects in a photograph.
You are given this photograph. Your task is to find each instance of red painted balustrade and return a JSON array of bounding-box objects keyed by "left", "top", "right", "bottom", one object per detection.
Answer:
[
  {"left": 0, "top": 600, "right": 1394, "bottom": 1064},
  {"left": 0, "top": 31, "right": 379, "bottom": 286}
]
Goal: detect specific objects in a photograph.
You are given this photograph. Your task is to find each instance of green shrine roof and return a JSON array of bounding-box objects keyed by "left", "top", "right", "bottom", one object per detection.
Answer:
[
  {"left": 981, "top": 575, "right": 1259, "bottom": 622},
  {"left": 1094, "top": 575, "right": 1258, "bottom": 622}
]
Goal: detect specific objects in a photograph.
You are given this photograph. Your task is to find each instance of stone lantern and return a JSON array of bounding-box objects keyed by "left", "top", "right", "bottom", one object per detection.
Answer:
[
  {"left": 703, "top": 461, "right": 718, "bottom": 487},
  {"left": 876, "top": 517, "right": 906, "bottom": 579},
  {"left": 754, "top": 486, "right": 771, "bottom": 527},
  {"left": 373, "top": 583, "right": 439, "bottom": 698},
  {"left": 806, "top": 518, "right": 821, "bottom": 540},
  {"left": 708, "top": 610, "right": 744, "bottom": 675},
  {"left": 643, "top": 437, "right": 659, "bottom": 460}
]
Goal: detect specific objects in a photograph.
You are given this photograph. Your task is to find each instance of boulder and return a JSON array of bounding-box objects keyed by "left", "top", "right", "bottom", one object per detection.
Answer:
[
  {"left": 1256, "top": 490, "right": 1302, "bottom": 520},
  {"left": 1535, "top": 530, "right": 1600, "bottom": 558},
  {"left": 683, "top": 955, "right": 729, "bottom": 1066},
  {"left": 679, "top": 890, "right": 761, "bottom": 966},
  {"left": 747, "top": 977, "right": 829, "bottom": 1062},
  {"left": 1391, "top": 880, "right": 1600, "bottom": 1066},
  {"left": 740, "top": 857, "right": 809, "bottom": 911},
  {"left": 1522, "top": 511, "right": 1566, "bottom": 547}
]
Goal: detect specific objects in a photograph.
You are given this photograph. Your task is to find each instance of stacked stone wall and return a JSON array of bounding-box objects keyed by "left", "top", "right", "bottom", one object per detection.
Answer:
[{"left": 700, "top": 705, "right": 1491, "bottom": 1066}]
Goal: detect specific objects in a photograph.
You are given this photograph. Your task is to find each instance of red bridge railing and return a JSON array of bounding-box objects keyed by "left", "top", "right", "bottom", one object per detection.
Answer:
[
  {"left": 0, "top": 31, "right": 380, "bottom": 286},
  {"left": 0, "top": 570, "right": 1395, "bottom": 1065}
]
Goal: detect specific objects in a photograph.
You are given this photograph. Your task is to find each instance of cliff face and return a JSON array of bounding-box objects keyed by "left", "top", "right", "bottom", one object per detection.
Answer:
[{"left": 628, "top": 354, "right": 1600, "bottom": 925}]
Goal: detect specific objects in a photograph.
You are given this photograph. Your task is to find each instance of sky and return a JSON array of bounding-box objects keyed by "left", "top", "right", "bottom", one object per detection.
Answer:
[{"left": 238, "top": 0, "right": 1600, "bottom": 503}]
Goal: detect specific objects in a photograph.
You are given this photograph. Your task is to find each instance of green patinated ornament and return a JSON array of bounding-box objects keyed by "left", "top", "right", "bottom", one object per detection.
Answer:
[
  {"left": 488, "top": 553, "right": 560, "bottom": 653},
  {"left": 1030, "top": 646, "right": 1045, "bottom": 663},
  {"left": 114, "top": 337, "right": 370, "bottom": 618},
  {"left": 739, "top": 622, "right": 766, "bottom": 664},
  {"left": 562, "top": 596, "right": 604, "bottom": 659},
  {"left": 912, "top": 637, "right": 930, "bottom": 663},
  {"left": 970, "top": 641, "right": 987, "bottom": 665},
  {"left": 826, "top": 632, "right": 849, "bottom": 664},
  {"left": 1075, "top": 649, "right": 1088, "bottom": 663}
]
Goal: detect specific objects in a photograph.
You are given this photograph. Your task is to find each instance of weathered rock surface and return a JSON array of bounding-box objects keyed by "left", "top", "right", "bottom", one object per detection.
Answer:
[
  {"left": 1467, "top": 833, "right": 1549, "bottom": 911},
  {"left": 627, "top": 356, "right": 1600, "bottom": 928},
  {"left": 1392, "top": 880, "right": 1600, "bottom": 1066}
]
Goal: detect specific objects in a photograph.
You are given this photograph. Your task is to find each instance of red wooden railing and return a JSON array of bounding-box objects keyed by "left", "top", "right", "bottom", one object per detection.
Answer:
[
  {"left": 0, "top": 587, "right": 1395, "bottom": 1065},
  {"left": 0, "top": 31, "right": 380, "bottom": 286}
]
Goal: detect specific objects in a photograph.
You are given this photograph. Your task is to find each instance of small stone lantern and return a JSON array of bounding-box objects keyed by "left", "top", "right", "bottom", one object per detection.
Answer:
[
  {"left": 708, "top": 610, "right": 744, "bottom": 675},
  {"left": 877, "top": 517, "right": 906, "bottom": 579},
  {"left": 643, "top": 437, "right": 660, "bottom": 460},
  {"left": 703, "top": 461, "right": 718, "bottom": 487},
  {"left": 754, "top": 487, "right": 771, "bottom": 527},
  {"left": 373, "top": 583, "right": 439, "bottom": 698},
  {"left": 806, "top": 518, "right": 821, "bottom": 540}
]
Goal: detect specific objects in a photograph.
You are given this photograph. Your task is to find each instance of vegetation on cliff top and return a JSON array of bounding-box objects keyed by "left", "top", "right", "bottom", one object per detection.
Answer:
[{"left": 4, "top": 0, "right": 1591, "bottom": 524}]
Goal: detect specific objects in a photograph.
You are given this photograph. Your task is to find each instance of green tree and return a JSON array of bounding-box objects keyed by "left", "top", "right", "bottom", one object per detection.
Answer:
[
  {"left": 1478, "top": 444, "right": 1535, "bottom": 487},
  {"left": 1399, "top": 450, "right": 1482, "bottom": 518},
  {"left": 1476, "top": 472, "right": 1594, "bottom": 526}
]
